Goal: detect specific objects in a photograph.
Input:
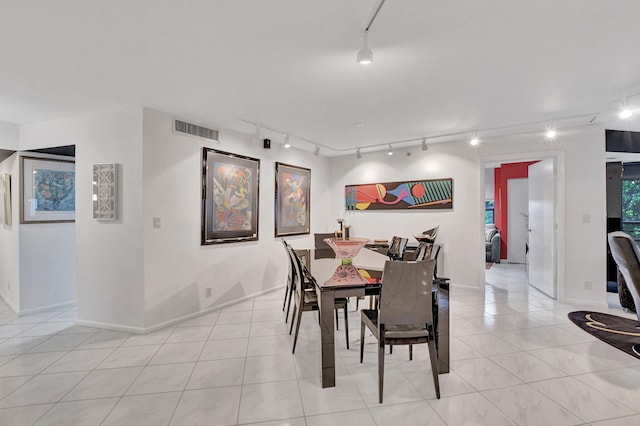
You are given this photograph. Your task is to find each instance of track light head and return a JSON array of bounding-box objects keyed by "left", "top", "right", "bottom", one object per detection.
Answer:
[
  {"left": 356, "top": 148, "right": 362, "bottom": 159},
  {"left": 387, "top": 144, "right": 393, "bottom": 156},
  {"left": 313, "top": 146, "right": 320, "bottom": 156},
  {"left": 470, "top": 137, "right": 479, "bottom": 146},
  {"left": 357, "top": 31, "right": 373, "bottom": 65},
  {"left": 284, "top": 134, "right": 291, "bottom": 148},
  {"left": 421, "top": 139, "right": 428, "bottom": 151},
  {"left": 546, "top": 129, "right": 557, "bottom": 139}
]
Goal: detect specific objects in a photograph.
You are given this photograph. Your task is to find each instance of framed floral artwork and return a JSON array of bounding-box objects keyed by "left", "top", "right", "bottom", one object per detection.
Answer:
[
  {"left": 201, "top": 148, "right": 260, "bottom": 245},
  {"left": 21, "top": 157, "right": 75, "bottom": 223},
  {"left": 275, "top": 162, "right": 310, "bottom": 237}
]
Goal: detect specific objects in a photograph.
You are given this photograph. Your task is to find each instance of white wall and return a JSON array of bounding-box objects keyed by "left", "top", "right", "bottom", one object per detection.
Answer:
[
  {"left": 329, "top": 143, "right": 485, "bottom": 289},
  {"left": 0, "top": 122, "right": 18, "bottom": 150},
  {"left": 20, "top": 107, "right": 146, "bottom": 327},
  {"left": 485, "top": 168, "right": 495, "bottom": 200},
  {"left": 0, "top": 153, "right": 20, "bottom": 311},
  {"left": 141, "top": 108, "right": 331, "bottom": 327},
  {"left": 479, "top": 125, "right": 607, "bottom": 305},
  {"left": 329, "top": 125, "right": 607, "bottom": 306}
]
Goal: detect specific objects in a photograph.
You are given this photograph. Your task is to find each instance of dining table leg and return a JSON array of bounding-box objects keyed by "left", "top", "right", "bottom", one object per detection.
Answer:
[{"left": 318, "top": 288, "right": 336, "bottom": 388}]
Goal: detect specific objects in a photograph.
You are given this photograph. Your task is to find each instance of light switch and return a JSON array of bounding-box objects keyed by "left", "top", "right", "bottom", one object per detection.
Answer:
[{"left": 153, "top": 217, "right": 161, "bottom": 228}]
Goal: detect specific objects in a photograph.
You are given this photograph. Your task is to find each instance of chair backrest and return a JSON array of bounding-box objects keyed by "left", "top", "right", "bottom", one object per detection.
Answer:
[
  {"left": 282, "top": 240, "right": 294, "bottom": 281},
  {"left": 314, "top": 233, "right": 334, "bottom": 249},
  {"left": 607, "top": 231, "right": 640, "bottom": 305},
  {"left": 379, "top": 260, "right": 436, "bottom": 326},
  {"left": 388, "top": 236, "right": 408, "bottom": 260},
  {"left": 421, "top": 226, "right": 440, "bottom": 243},
  {"left": 286, "top": 244, "right": 306, "bottom": 301},
  {"left": 411, "top": 242, "right": 433, "bottom": 261}
]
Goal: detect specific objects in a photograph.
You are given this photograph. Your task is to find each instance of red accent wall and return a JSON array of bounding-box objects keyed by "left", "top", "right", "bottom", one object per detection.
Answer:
[{"left": 493, "top": 161, "right": 537, "bottom": 260}]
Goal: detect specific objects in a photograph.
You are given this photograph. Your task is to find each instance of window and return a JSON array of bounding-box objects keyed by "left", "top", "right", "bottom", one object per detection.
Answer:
[
  {"left": 622, "top": 179, "right": 640, "bottom": 239},
  {"left": 485, "top": 200, "right": 495, "bottom": 224}
]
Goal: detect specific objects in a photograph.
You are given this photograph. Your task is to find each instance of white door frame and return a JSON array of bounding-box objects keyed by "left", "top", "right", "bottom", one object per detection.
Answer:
[{"left": 481, "top": 150, "right": 565, "bottom": 300}]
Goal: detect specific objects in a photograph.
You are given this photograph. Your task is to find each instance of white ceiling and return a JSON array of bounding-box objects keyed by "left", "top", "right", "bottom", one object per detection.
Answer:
[{"left": 2, "top": 0, "right": 640, "bottom": 154}]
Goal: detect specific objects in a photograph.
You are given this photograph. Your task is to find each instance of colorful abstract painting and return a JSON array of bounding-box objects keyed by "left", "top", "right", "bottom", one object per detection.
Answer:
[
  {"left": 275, "top": 162, "right": 310, "bottom": 237},
  {"left": 202, "top": 148, "right": 260, "bottom": 245},
  {"left": 21, "top": 157, "right": 75, "bottom": 223},
  {"left": 345, "top": 178, "right": 453, "bottom": 211},
  {"left": 34, "top": 169, "right": 75, "bottom": 211}
]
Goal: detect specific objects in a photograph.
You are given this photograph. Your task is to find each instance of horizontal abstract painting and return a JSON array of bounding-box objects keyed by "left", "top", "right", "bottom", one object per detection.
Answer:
[{"left": 345, "top": 178, "right": 453, "bottom": 211}]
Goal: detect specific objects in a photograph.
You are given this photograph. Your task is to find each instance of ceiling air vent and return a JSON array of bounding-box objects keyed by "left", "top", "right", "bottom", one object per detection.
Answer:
[{"left": 173, "top": 119, "right": 219, "bottom": 142}]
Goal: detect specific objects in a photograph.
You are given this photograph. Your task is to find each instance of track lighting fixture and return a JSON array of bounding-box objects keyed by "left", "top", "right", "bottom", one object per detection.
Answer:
[
  {"left": 356, "top": 0, "right": 386, "bottom": 65},
  {"left": 546, "top": 129, "right": 557, "bottom": 139},
  {"left": 255, "top": 124, "right": 261, "bottom": 140},
  {"left": 470, "top": 137, "right": 479, "bottom": 146},
  {"left": 313, "top": 145, "right": 320, "bottom": 156},
  {"left": 421, "top": 139, "right": 428, "bottom": 151},
  {"left": 284, "top": 134, "right": 291, "bottom": 148},
  {"left": 356, "top": 148, "right": 362, "bottom": 159},
  {"left": 387, "top": 144, "right": 393, "bottom": 156},
  {"left": 357, "top": 31, "right": 373, "bottom": 65}
]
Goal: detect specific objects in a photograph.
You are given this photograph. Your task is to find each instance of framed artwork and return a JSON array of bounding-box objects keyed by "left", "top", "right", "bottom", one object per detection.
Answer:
[
  {"left": 21, "top": 157, "right": 75, "bottom": 223},
  {"left": 345, "top": 178, "right": 453, "bottom": 211},
  {"left": 275, "top": 162, "right": 310, "bottom": 237},
  {"left": 0, "top": 174, "right": 11, "bottom": 225},
  {"left": 201, "top": 148, "right": 260, "bottom": 245},
  {"left": 92, "top": 163, "right": 118, "bottom": 220}
]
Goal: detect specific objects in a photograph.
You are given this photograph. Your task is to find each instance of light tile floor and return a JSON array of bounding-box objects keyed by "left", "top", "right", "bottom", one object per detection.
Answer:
[{"left": 0, "top": 264, "right": 639, "bottom": 425}]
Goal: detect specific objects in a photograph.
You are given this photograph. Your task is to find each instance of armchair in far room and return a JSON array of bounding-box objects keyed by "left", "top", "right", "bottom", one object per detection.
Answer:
[{"left": 485, "top": 225, "right": 501, "bottom": 263}]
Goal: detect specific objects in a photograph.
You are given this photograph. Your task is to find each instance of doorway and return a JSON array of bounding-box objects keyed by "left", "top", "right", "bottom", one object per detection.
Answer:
[{"left": 484, "top": 155, "right": 561, "bottom": 299}]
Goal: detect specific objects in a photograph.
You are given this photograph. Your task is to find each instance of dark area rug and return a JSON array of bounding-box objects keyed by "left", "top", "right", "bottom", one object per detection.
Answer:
[{"left": 568, "top": 311, "right": 640, "bottom": 359}]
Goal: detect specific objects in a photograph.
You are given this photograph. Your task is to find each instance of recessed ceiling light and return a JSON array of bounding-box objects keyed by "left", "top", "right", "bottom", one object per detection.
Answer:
[
  {"left": 470, "top": 137, "right": 480, "bottom": 146},
  {"left": 546, "top": 129, "right": 557, "bottom": 139},
  {"left": 619, "top": 109, "right": 633, "bottom": 119}
]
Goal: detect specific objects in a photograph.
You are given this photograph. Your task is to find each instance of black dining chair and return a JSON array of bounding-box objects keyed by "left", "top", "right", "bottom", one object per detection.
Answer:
[
  {"left": 314, "top": 233, "right": 335, "bottom": 250},
  {"left": 287, "top": 245, "right": 350, "bottom": 353},
  {"left": 387, "top": 236, "right": 408, "bottom": 261},
  {"left": 360, "top": 259, "right": 440, "bottom": 403}
]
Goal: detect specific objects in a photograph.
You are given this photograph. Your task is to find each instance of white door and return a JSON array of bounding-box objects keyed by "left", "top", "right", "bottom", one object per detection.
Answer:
[
  {"left": 528, "top": 158, "right": 556, "bottom": 298},
  {"left": 507, "top": 178, "right": 528, "bottom": 263}
]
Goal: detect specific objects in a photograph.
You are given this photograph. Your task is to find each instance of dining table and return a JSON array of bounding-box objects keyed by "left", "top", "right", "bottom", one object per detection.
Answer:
[{"left": 297, "top": 247, "right": 450, "bottom": 388}]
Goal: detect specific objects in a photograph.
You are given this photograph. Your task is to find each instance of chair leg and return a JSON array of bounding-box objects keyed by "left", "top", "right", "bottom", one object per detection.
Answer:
[
  {"left": 389, "top": 345, "right": 393, "bottom": 354},
  {"left": 289, "top": 305, "right": 297, "bottom": 335},
  {"left": 360, "top": 321, "right": 365, "bottom": 363},
  {"left": 291, "top": 305, "right": 304, "bottom": 354},
  {"left": 335, "top": 309, "right": 339, "bottom": 330},
  {"left": 378, "top": 337, "right": 385, "bottom": 403},
  {"left": 282, "top": 277, "right": 290, "bottom": 311},
  {"left": 427, "top": 325, "right": 441, "bottom": 399},
  {"left": 344, "top": 304, "right": 349, "bottom": 350},
  {"left": 409, "top": 344, "right": 413, "bottom": 361},
  {"left": 284, "top": 282, "right": 295, "bottom": 323}
]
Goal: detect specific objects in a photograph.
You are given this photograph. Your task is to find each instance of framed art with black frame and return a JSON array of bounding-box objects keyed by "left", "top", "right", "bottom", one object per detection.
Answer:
[
  {"left": 275, "top": 162, "right": 310, "bottom": 237},
  {"left": 201, "top": 148, "right": 260, "bottom": 245}
]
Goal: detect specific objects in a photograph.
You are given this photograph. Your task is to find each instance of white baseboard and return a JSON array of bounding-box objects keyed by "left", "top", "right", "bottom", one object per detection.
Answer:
[
  {"left": 18, "top": 301, "right": 76, "bottom": 316},
  {"left": 77, "top": 286, "right": 284, "bottom": 335},
  {"left": 0, "top": 293, "right": 18, "bottom": 314},
  {"left": 144, "top": 286, "right": 283, "bottom": 333},
  {"left": 557, "top": 297, "right": 608, "bottom": 309},
  {"left": 0, "top": 294, "right": 75, "bottom": 316},
  {"left": 75, "top": 319, "right": 146, "bottom": 334}
]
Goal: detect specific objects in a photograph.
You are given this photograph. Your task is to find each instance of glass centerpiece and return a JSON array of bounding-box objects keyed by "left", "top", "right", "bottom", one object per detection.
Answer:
[{"left": 323, "top": 237, "right": 370, "bottom": 285}]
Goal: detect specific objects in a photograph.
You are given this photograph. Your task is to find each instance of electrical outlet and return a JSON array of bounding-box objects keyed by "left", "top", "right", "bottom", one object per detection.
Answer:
[
  {"left": 205, "top": 287, "right": 212, "bottom": 298},
  {"left": 584, "top": 280, "right": 592, "bottom": 290}
]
